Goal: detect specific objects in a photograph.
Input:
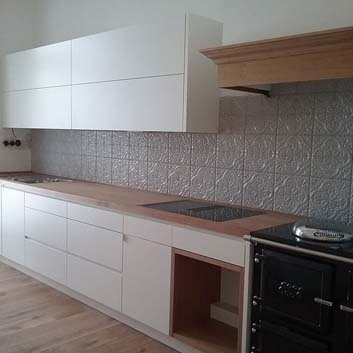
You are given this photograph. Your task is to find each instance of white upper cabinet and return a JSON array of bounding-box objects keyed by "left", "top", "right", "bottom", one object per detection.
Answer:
[
  {"left": 1, "top": 41, "right": 71, "bottom": 91},
  {"left": 72, "top": 19, "right": 185, "bottom": 84},
  {"left": 3, "top": 86, "right": 71, "bottom": 129},
  {"left": 2, "top": 14, "right": 222, "bottom": 132},
  {"left": 72, "top": 75, "right": 184, "bottom": 131}
]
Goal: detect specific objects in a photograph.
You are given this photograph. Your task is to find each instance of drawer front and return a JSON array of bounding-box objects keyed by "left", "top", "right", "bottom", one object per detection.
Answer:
[
  {"left": 68, "top": 220, "right": 122, "bottom": 271},
  {"left": 68, "top": 255, "right": 122, "bottom": 311},
  {"left": 25, "top": 239, "right": 67, "bottom": 285},
  {"left": 124, "top": 215, "right": 172, "bottom": 246},
  {"left": 25, "top": 193, "right": 67, "bottom": 217},
  {"left": 25, "top": 208, "right": 67, "bottom": 251},
  {"left": 172, "top": 227, "right": 245, "bottom": 266},
  {"left": 68, "top": 203, "right": 123, "bottom": 232}
]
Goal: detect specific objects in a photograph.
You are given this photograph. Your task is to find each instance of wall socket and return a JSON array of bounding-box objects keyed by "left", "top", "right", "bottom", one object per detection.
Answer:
[{"left": 3, "top": 139, "right": 21, "bottom": 147}]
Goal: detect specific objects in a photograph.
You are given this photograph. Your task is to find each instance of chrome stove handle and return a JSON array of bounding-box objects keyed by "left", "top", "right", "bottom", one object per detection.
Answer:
[
  {"left": 340, "top": 305, "right": 353, "bottom": 314},
  {"left": 314, "top": 297, "right": 333, "bottom": 307}
]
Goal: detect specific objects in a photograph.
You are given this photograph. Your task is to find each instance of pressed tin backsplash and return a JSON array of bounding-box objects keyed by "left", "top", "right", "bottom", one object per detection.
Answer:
[{"left": 32, "top": 79, "right": 353, "bottom": 223}]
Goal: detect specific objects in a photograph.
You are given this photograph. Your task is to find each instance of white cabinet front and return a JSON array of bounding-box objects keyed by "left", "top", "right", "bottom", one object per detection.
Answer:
[
  {"left": 72, "top": 75, "right": 184, "bottom": 131},
  {"left": 3, "top": 86, "right": 71, "bottom": 129},
  {"left": 68, "top": 255, "right": 122, "bottom": 311},
  {"left": 2, "top": 188, "right": 25, "bottom": 265},
  {"left": 1, "top": 41, "right": 71, "bottom": 91},
  {"left": 122, "top": 235, "right": 171, "bottom": 335},
  {"left": 72, "top": 19, "right": 185, "bottom": 84},
  {"left": 25, "top": 238, "right": 67, "bottom": 285}
]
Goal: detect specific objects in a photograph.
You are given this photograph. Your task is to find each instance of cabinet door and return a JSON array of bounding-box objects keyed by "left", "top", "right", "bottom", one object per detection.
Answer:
[
  {"left": 122, "top": 235, "right": 171, "bottom": 334},
  {"left": 25, "top": 238, "right": 67, "bottom": 285},
  {"left": 72, "top": 75, "right": 183, "bottom": 131},
  {"left": 3, "top": 86, "right": 71, "bottom": 129},
  {"left": 2, "top": 188, "right": 25, "bottom": 265},
  {"left": 2, "top": 41, "right": 71, "bottom": 91},
  {"left": 72, "top": 18, "right": 185, "bottom": 84}
]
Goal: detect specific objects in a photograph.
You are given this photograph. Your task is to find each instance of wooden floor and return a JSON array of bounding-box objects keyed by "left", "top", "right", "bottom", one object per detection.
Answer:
[{"left": 0, "top": 262, "right": 178, "bottom": 353}]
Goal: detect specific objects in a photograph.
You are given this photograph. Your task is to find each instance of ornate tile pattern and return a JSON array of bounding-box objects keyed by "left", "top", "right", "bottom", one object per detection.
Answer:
[{"left": 32, "top": 78, "right": 353, "bottom": 222}]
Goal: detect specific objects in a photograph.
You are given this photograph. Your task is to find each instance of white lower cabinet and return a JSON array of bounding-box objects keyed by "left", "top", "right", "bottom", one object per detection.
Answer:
[
  {"left": 67, "top": 255, "right": 122, "bottom": 311},
  {"left": 25, "top": 238, "right": 67, "bottom": 285},
  {"left": 2, "top": 188, "right": 25, "bottom": 265},
  {"left": 122, "top": 235, "right": 171, "bottom": 335}
]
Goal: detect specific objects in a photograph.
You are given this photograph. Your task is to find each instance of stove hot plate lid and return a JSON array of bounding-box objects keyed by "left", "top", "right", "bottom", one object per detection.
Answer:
[{"left": 293, "top": 218, "right": 353, "bottom": 243}]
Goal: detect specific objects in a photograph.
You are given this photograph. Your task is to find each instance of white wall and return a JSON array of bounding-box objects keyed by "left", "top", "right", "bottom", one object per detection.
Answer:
[
  {"left": 32, "top": 0, "right": 353, "bottom": 46},
  {"left": 0, "top": 0, "right": 34, "bottom": 171}
]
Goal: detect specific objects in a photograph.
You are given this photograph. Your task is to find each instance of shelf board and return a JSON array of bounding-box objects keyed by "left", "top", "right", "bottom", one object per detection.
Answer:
[{"left": 173, "top": 319, "right": 238, "bottom": 353}]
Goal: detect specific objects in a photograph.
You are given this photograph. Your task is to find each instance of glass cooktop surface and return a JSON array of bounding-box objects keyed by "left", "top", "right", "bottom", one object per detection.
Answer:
[{"left": 143, "top": 200, "right": 263, "bottom": 222}]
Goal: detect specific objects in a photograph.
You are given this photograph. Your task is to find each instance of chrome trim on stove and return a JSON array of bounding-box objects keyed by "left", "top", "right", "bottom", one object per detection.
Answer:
[
  {"left": 340, "top": 305, "right": 353, "bottom": 314},
  {"left": 244, "top": 235, "right": 353, "bottom": 265},
  {"left": 314, "top": 297, "right": 333, "bottom": 307}
]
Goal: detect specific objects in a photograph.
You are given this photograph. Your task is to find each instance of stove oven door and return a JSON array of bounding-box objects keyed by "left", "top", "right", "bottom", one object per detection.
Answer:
[
  {"left": 339, "top": 266, "right": 353, "bottom": 353},
  {"left": 254, "top": 248, "right": 334, "bottom": 334},
  {"left": 252, "top": 321, "right": 329, "bottom": 353}
]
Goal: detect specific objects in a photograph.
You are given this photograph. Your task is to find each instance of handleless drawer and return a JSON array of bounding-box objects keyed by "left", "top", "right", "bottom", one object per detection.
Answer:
[
  {"left": 25, "top": 208, "right": 67, "bottom": 251},
  {"left": 124, "top": 215, "right": 172, "bottom": 246},
  {"left": 25, "top": 193, "right": 67, "bottom": 217},
  {"left": 68, "top": 255, "right": 122, "bottom": 311},
  {"left": 68, "top": 203, "right": 123, "bottom": 232},
  {"left": 25, "top": 239, "right": 67, "bottom": 285},
  {"left": 172, "top": 227, "right": 245, "bottom": 266},
  {"left": 68, "top": 220, "right": 122, "bottom": 272}
]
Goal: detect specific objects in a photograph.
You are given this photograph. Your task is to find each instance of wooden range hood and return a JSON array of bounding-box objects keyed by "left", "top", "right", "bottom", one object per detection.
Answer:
[{"left": 201, "top": 26, "right": 353, "bottom": 96}]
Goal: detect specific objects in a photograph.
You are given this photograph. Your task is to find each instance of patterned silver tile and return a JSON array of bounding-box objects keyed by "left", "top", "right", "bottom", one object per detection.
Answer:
[
  {"left": 314, "top": 92, "right": 353, "bottom": 135},
  {"left": 61, "top": 154, "right": 82, "bottom": 179},
  {"left": 271, "top": 83, "right": 298, "bottom": 96},
  {"left": 82, "top": 131, "right": 97, "bottom": 156},
  {"left": 128, "top": 160, "right": 148, "bottom": 190},
  {"left": 276, "top": 135, "right": 312, "bottom": 175},
  {"left": 97, "top": 131, "right": 112, "bottom": 157},
  {"left": 148, "top": 146, "right": 169, "bottom": 163},
  {"left": 244, "top": 134, "right": 276, "bottom": 173},
  {"left": 296, "top": 80, "right": 338, "bottom": 94},
  {"left": 191, "top": 133, "right": 216, "bottom": 167},
  {"left": 148, "top": 132, "right": 169, "bottom": 148},
  {"left": 112, "top": 159, "right": 129, "bottom": 187},
  {"left": 309, "top": 178, "right": 350, "bottom": 222},
  {"left": 311, "top": 135, "right": 352, "bottom": 179},
  {"left": 168, "top": 164, "right": 191, "bottom": 197},
  {"left": 243, "top": 172, "right": 274, "bottom": 210},
  {"left": 96, "top": 157, "right": 112, "bottom": 184},
  {"left": 81, "top": 156, "right": 97, "bottom": 181},
  {"left": 191, "top": 150, "right": 216, "bottom": 167},
  {"left": 216, "top": 134, "right": 244, "bottom": 170},
  {"left": 112, "top": 131, "right": 129, "bottom": 159},
  {"left": 129, "top": 132, "right": 149, "bottom": 147},
  {"left": 190, "top": 166, "right": 215, "bottom": 201},
  {"left": 278, "top": 94, "right": 315, "bottom": 135},
  {"left": 129, "top": 146, "right": 147, "bottom": 161},
  {"left": 274, "top": 175, "right": 309, "bottom": 215},
  {"left": 215, "top": 169, "right": 242, "bottom": 205},
  {"left": 219, "top": 96, "right": 247, "bottom": 134},
  {"left": 148, "top": 162, "right": 168, "bottom": 193},
  {"left": 246, "top": 96, "right": 278, "bottom": 134},
  {"left": 169, "top": 133, "right": 191, "bottom": 165},
  {"left": 336, "top": 78, "right": 353, "bottom": 92}
]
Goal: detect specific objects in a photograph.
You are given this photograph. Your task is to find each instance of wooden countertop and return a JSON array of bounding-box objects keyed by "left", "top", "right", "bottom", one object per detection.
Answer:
[{"left": 0, "top": 174, "right": 299, "bottom": 238}]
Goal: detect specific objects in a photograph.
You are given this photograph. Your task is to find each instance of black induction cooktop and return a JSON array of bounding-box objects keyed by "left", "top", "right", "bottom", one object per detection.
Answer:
[
  {"left": 143, "top": 200, "right": 263, "bottom": 222},
  {"left": 250, "top": 222, "right": 353, "bottom": 260}
]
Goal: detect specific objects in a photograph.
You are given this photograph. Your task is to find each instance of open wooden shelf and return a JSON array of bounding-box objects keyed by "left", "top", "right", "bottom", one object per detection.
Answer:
[
  {"left": 171, "top": 249, "right": 243, "bottom": 353},
  {"left": 174, "top": 318, "right": 238, "bottom": 353}
]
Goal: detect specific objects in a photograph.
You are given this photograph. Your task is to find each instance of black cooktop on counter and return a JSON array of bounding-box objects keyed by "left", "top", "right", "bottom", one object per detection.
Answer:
[
  {"left": 250, "top": 222, "right": 353, "bottom": 260},
  {"left": 143, "top": 200, "right": 263, "bottom": 222}
]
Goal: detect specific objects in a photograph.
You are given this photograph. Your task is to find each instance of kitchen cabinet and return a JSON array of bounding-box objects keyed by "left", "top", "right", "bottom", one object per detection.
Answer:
[
  {"left": 122, "top": 235, "right": 171, "bottom": 335},
  {"left": 67, "top": 220, "right": 123, "bottom": 271},
  {"left": 2, "top": 13, "right": 222, "bottom": 132},
  {"left": 67, "top": 254, "right": 122, "bottom": 311},
  {"left": 1, "top": 188, "right": 25, "bottom": 265},
  {"left": 72, "top": 19, "right": 184, "bottom": 84},
  {"left": 3, "top": 86, "right": 71, "bottom": 129},
  {"left": 0, "top": 188, "right": 2, "bottom": 255},
  {"left": 25, "top": 238, "right": 67, "bottom": 285},
  {"left": 72, "top": 75, "right": 184, "bottom": 131},
  {"left": 1, "top": 41, "right": 71, "bottom": 92}
]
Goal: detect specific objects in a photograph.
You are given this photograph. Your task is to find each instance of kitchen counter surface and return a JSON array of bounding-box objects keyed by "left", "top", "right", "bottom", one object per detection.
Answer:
[{"left": 0, "top": 173, "right": 298, "bottom": 238}]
